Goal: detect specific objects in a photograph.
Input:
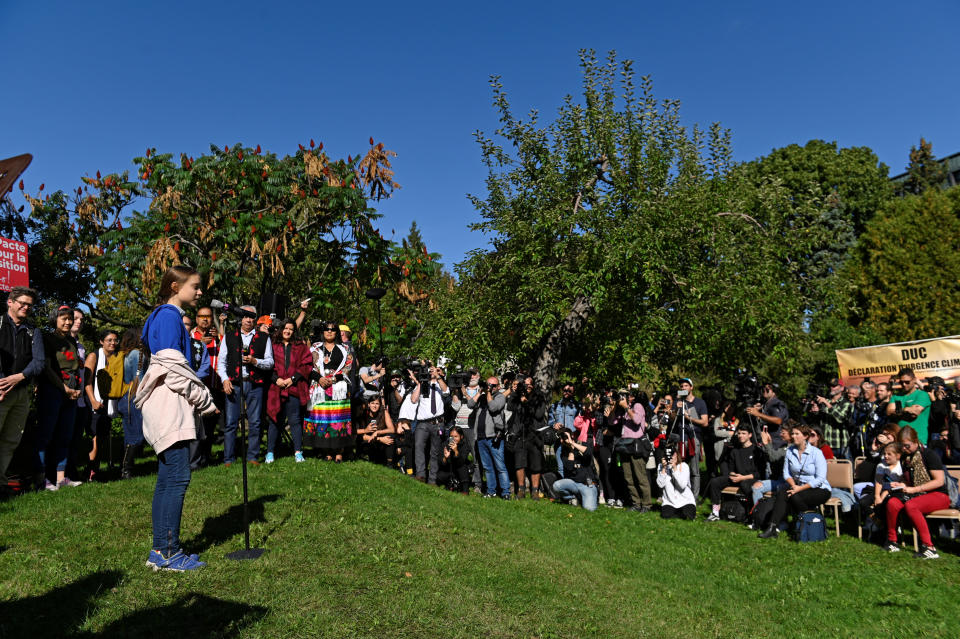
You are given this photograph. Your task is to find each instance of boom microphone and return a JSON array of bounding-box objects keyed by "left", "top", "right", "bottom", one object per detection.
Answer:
[{"left": 210, "top": 299, "right": 257, "bottom": 319}]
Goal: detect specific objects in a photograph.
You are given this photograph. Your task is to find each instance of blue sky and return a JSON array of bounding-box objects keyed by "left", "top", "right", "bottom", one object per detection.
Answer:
[{"left": 2, "top": 1, "right": 958, "bottom": 272}]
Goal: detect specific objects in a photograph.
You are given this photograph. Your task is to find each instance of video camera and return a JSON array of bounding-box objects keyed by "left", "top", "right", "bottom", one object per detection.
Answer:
[{"left": 734, "top": 370, "right": 763, "bottom": 405}]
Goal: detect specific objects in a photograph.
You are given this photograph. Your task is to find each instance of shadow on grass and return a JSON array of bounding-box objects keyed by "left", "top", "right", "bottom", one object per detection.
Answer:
[
  {"left": 185, "top": 493, "right": 282, "bottom": 553},
  {"left": 0, "top": 570, "right": 122, "bottom": 637},
  {"left": 85, "top": 592, "right": 268, "bottom": 638},
  {"left": 0, "top": 571, "right": 268, "bottom": 638}
]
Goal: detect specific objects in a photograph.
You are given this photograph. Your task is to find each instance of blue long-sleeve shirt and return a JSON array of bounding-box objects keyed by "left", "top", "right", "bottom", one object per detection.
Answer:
[
  {"left": 141, "top": 304, "right": 190, "bottom": 359},
  {"left": 782, "top": 444, "right": 831, "bottom": 491}
]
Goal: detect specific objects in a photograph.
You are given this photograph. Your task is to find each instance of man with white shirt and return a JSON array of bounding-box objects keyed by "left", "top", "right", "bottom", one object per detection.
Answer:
[
  {"left": 409, "top": 364, "right": 450, "bottom": 484},
  {"left": 216, "top": 306, "right": 273, "bottom": 465},
  {"left": 407, "top": 363, "right": 449, "bottom": 483}
]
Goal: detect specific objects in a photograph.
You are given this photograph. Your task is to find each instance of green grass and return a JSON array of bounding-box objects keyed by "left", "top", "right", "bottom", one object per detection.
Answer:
[{"left": 1, "top": 459, "right": 958, "bottom": 638}]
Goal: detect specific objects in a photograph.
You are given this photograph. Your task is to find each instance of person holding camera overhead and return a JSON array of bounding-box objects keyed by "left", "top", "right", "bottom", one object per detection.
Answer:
[
  {"left": 304, "top": 320, "right": 354, "bottom": 462},
  {"left": 410, "top": 362, "right": 450, "bottom": 484},
  {"left": 359, "top": 356, "right": 388, "bottom": 400},
  {"left": 657, "top": 444, "right": 696, "bottom": 519},
  {"left": 470, "top": 375, "right": 511, "bottom": 498},
  {"left": 551, "top": 427, "right": 599, "bottom": 511}
]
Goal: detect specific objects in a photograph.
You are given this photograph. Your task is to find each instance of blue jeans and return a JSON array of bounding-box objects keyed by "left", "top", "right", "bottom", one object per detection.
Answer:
[
  {"left": 752, "top": 478, "right": 786, "bottom": 504},
  {"left": 35, "top": 382, "right": 77, "bottom": 474},
  {"left": 553, "top": 478, "right": 599, "bottom": 511},
  {"left": 224, "top": 382, "right": 264, "bottom": 463},
  {"left": 477, "top": 438, "right": 511, "bottom": 496},
  {"left": 152, "top": 441, "right": 191, "bottom": 555},
  {"left": 268, "top": 396, "right": 303, "bottom": 453},
  {"left": 117, "top": 393, "right": 144, "bottom": 446}
]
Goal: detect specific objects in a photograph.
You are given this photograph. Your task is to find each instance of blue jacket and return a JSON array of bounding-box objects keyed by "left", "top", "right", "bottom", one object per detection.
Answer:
[{"left": 549, "top": 400, "right": 580, "bottom": 432}]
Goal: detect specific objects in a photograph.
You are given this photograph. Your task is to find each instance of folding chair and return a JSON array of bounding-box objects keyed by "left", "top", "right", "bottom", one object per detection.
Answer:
[{"left": 821, "top": 459, "right": 853, "bottom": 538}]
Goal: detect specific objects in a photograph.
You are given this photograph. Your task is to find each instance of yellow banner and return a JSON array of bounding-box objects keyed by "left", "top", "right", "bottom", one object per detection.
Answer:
[{"left": 836, "top": 336, "right": 960, "bottom": 387}]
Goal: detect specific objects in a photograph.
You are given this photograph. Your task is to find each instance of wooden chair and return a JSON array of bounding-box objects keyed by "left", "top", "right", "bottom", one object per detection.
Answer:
[{"left": 821, "top": 459, "right": 854, "bottom": 537}]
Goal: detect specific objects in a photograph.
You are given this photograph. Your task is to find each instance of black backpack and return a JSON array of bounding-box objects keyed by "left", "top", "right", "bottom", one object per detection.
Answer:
[
  {"left": 750, "top": 496, "right": 775, "bottom": 529},
  {"left": 540, "top": 472, "right": 561, "bottom": 500},
  {"left": 719, "top": 499, "right": 746, "bottom": 523}
]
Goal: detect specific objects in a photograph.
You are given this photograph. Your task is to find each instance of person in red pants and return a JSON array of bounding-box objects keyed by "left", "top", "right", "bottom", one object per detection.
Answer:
[{"left": 883, "top": 426, "right": 950, "bottom": 559}]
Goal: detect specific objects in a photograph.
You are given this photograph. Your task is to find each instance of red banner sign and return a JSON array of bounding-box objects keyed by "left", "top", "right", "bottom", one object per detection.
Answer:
[{"left": 0, "top": 236, "right": 29, "bottom": 291}]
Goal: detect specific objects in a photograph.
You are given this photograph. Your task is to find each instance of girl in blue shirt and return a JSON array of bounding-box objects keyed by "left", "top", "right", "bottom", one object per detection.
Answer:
[{"left": 142, "top": 265, "right": 217, "bottom": 571}]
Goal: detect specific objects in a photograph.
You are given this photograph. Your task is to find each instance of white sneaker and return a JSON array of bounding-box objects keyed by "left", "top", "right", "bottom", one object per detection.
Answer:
[
  {"left": 44, "top": 480, "right": 59, "bottom": 492},
  {"left": 706, "top": 512, "right": 720, "bottom": 522},
  {"left": 265, "top": 452, "right": 275, "bottom": 464}
]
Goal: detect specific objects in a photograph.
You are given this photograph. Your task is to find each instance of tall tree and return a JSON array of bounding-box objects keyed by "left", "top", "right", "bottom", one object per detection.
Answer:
[
  {"left": 902, "top": 137, "right": 948, "bottom": 196},
  {"left": 845, "top": 186, "right": 960, "bottom": 341},
  {"left": 422, "top": 50, "right": 837, "bottom": 392},
  {"left": 19, "top": 139, "right": 400, "bottom": 325}
]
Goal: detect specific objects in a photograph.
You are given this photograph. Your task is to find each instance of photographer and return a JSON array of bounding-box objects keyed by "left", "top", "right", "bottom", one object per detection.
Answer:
[
  {"left": 812, "top": 378, "right": 852, "bottom": 457},
  {"left": 677, "top": 378, "right": 708, "bottom": 498},
  {"left": 450, "top": 369, "right": 482, "bottom": 490},
  {"left": 614, "top": 392, "right": 652, "bottom": 512},
  {"left": 386, "top": 369, "right": 405, "bottom": 423},
  {"left": 358, "top": 357, "right": 388, "bottom": 401},
  {"left": 469, "top": 376, "right": 511, "bottom": 498},
  {"left": 507, "top": 376, "right": 547, "bottom": 499},
  {"left": 409, "top": 363, "right": 450, "bottom": 484},
  {"left": 657, "top": 445, "right": 696, "bottom": 520},
  {"left": 552, "top": 428, "right": 599, "bottom": 511},
  {"left": 549, "top": 383, "right": 580, "bottom": 478},
  {"left": 436, "top": 426, "right": 471, "bottom": 493},
  {"left": 705, "top": 424, "right": 760, "bottom": 520},
  {"left": 886, "top": 368, "right": 932, "bottom": 446}
]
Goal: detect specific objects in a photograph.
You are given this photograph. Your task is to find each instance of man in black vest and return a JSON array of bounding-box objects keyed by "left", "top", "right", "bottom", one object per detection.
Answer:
[
  {"left": 0, "top": 287, "right": 45, "bottom": 494},
  {"left": 216, "top": 305, "right": 274, "bottom": 465}
]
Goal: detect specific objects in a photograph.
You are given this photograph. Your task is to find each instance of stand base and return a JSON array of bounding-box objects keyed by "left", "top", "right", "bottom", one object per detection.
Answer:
[{"left": 226, "top": 548, "right": 266, "bottom": 561}]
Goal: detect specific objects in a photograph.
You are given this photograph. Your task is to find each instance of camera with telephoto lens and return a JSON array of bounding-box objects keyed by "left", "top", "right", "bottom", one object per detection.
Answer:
[{"left": 734, "top": 370, "right": 763, "bottom": 405}]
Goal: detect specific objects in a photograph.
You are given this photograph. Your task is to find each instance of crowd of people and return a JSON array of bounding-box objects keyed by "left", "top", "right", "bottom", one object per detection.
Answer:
[{"left": 2, "top": 278, "right": 959, "bottom": 570}]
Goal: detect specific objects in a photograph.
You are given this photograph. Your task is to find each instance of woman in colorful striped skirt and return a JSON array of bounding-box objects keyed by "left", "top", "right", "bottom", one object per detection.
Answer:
[{"left": 304, "top": 320, "right": 354, "bottom": 461}]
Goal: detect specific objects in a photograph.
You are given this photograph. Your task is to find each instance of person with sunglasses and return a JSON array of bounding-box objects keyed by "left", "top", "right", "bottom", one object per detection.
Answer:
[{"left": 304, "top": 321, "right": 354, "bottom": 462}]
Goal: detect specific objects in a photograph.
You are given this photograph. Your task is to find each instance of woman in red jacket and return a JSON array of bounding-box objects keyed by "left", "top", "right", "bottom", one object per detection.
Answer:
[{"left": 266, "top": 319, "right": 313, "bottom": 463}]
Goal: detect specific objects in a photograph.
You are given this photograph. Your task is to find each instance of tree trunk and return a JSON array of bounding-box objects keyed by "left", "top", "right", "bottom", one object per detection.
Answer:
[{"left": 531, "top": 294, "right": 594, "bottom": 394}]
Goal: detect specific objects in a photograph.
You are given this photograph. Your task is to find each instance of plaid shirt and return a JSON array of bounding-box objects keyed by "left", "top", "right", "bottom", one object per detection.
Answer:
[{"left": 823, "top": 398, "right": 854, "bottom": 450}]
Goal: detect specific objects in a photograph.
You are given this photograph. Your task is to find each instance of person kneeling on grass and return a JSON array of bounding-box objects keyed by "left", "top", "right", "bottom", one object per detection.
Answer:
[
  {"left": 882, "top": 426, "right": 949, "bottom": 559},
  {"left": 552, "top": 429, "right": 599, "bottom": 511},
  {"left": 758, "top": 423, "right": 831, "bottom": 539},
  {"left": 657, "top": 444, "right": 696, "bottom": 520},
  {"left": 136, "top": 266, "right": 219, "bottom": 572},
  {"left": 437, "top": 426, "right": 471, "bottom": 493}
]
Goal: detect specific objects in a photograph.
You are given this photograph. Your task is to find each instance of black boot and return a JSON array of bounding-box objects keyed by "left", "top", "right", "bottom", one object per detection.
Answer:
[
  {"left": 121, "top": 445, "right": 137, "bottom": 479},
  {"left": 758, "top": 523, "right": 779, "bottom": 539}
]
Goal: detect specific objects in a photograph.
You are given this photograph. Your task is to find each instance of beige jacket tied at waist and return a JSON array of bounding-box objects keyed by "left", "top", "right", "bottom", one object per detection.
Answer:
[{"left": 135, "top": 348, "right": 217, "bottom": 455}]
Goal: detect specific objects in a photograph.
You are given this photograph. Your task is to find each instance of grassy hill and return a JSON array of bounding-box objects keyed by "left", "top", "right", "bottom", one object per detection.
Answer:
[{"left": 1, "top": 459, "right": 957, "bottom": 638}]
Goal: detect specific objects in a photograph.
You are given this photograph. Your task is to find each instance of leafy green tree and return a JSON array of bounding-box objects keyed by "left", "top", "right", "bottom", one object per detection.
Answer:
[
  {"left": 19, "top": 140, "right": 400, "bottom": 326},
  {"left": 901, "top": 137, "right": 948, "bottom": 196},
  {"left": 422, "top": 50, "right": 839, "bottom": 392},
  {"left": 845, "top": 186, "right": 960, "bottom": 341}
]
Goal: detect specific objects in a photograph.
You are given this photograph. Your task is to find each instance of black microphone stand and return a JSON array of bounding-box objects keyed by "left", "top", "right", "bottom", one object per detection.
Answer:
[{"left": 225, "top": 312, "right": 265, "bottom": 561}]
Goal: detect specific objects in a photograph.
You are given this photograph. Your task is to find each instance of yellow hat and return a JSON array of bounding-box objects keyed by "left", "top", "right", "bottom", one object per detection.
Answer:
[{"left": 339, "top": 324, "right": 351, "bottom": 333}]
